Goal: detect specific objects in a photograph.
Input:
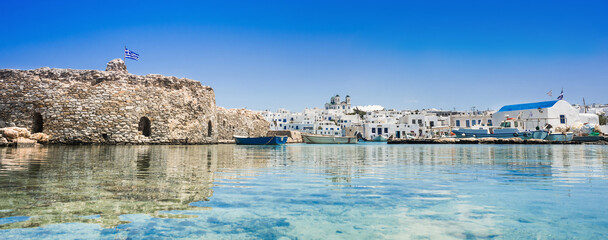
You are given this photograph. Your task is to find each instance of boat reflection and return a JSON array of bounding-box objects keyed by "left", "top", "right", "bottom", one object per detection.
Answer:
[{"left": 0, "top": 144, "right": 606, "bottom": 230}]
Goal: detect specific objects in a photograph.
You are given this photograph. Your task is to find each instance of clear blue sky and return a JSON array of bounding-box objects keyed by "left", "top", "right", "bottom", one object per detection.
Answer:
[{"left": 1, "top": 0, "right": 607, "bottom": 111}]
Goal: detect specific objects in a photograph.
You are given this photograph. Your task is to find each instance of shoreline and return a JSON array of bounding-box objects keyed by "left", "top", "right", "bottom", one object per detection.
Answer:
[{"left": 387, "top": 137, "right": 608, "bottom": 145}]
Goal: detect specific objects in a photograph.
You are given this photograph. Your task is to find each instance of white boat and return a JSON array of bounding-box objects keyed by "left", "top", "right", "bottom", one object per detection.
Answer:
[
  {"left": 545, "top": 132, "right": 574, "bottom": 142},
  {"left": 302, "top": 134, "right": 358, "bottom": 144},
  {"left": 370, "top": 135, "right": 388, "bottom": 142},
  {"left": 451, "top": 118, "right": 549, "bottom": 140}
]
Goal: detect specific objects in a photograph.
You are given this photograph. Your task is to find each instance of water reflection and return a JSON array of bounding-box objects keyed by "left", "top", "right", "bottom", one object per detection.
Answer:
[
  {"left": 0, "top": 144, "right": 607, "bottom": 239},
  {"left": 276, "top": 144, "right": 608, "bottom": 184},
  {"left": 0, "top": 145, "right": 220, "bottom": 229}
]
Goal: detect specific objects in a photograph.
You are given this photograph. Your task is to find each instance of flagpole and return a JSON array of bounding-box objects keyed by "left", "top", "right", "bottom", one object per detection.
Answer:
[{"left": 124, "top": 46, "right": 126, "bottom": 65}]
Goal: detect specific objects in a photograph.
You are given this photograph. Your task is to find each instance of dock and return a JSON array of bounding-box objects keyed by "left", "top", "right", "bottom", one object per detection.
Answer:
[{"left": 387, "top": 137, "right": 608, "bottom": 145}]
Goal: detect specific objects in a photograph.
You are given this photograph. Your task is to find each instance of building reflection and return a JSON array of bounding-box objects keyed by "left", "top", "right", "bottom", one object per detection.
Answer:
[
  {"left": 277, "top": 144, "right": 608, "bottom": 186},
  {"left": 0, "top": 144, "right": 606, "bottom": 229}
]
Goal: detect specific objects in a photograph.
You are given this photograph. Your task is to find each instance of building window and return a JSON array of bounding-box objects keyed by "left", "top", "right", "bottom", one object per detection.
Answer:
[
  {"left": 466, "top": 120, "right": 470, "bottom": 127},
  {"left": 296, "top": 126, "right": 299, "bottom": 130},
  {"left": 372, "top": 128, "right": 376, "bottom": 133},
  {"left": 488, "top": 120, "right": 492, "bottom": 126},
  {"left": 430, "top": 121, "right": 434, "bottom": 128},
  {"left": 384, "top": 128, "right": 388, "bottom": 133},
  {"left": 283, "top": 119, "right": 287, "bottom": 122},
  {"left": 472, "top": 120, "right": 476, "bottom": 126},
  {"left": 560, "top": 115, "right": 566, "bottom": 124},
  {"left": 412, "top": 120, "right": 416, "bottom": 124},
  {"left": 456, "top": 120, "right": 460, "bottom": 127}
]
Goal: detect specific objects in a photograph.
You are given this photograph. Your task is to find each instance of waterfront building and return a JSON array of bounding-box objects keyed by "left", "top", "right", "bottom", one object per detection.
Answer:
[
  {"left": 492, "top": 100, "right": 599, "bottom": 130},
  {"left": 314, "top": 120, "right": 342, "bottom": 136},
  {"left": 362, "top": 122, "right": 420, "bottom": 139},
  {"left": 260, "top": 95, "right": 606, "bottom": 139},
  {"left": 450, "top": 111, "right": 495, "bottom": 128},
  {"left": 260, "top": 95, "right": 457, "bottom": 139}
]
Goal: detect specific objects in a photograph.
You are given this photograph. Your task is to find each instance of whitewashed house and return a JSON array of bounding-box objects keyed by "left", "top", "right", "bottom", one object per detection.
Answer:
[
  {"left": 492, "top": 100, "right": 599, "bottom": 130},
  {"left": 362, "top": 123, "right": 420, "bottom": 139},
  {"left": 450, "top": 112, "right": 494, "bottom": 128},
  {"left": 315, "top": 120, "right": 342, "bottom": 136}
]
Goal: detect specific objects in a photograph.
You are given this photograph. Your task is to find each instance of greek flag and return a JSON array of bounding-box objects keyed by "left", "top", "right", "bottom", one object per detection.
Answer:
[
  {"left": 125, "top": 47, "right": 139, "bottom": 61},
  {"left": 557, "top": 89, "right": 564, "bottom": 100}
]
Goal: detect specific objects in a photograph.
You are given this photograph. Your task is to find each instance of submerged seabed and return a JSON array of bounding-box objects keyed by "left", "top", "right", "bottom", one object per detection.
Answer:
[{"left": 0, "top": 144, "right": 607, "bottom": 239}]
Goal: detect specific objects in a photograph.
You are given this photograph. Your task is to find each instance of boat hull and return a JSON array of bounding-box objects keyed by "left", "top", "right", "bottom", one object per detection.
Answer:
[
  {"left": 545, "top": 133, "right": 574, "bottom": 142},
  {"left": 451, "top": 129, "right": 548, "bottom": 140},
  {"left": 572, "top": 136, "right": 607, "bottom": 142},
  {"left": 371, "top": 136, "right": 388, "bottom": 142},
  {"left": 302, "top": 135, "right": 358, "bottom": 144},
  {"left": 234, "top": 136, "right": 287, "bottom": 145}
]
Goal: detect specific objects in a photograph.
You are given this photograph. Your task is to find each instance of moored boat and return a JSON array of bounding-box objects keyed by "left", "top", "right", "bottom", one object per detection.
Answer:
[
  {"left": 572, "top": 136, "right": 607, "bottom": 142},
  {"left": 371, "top": 135, "right": 388, "bottom": 142},
  {"left": 302, "top": 134, "right": 358, "bottom": 144},
  {"left": 451, "top": 118, "right": 549, "bottom": 140},
  {"left": 545, "top": 132, "right": 574, "bottom": 142},
  {"left": 234, "top": 136, "right": 288, "bottom": 145}
]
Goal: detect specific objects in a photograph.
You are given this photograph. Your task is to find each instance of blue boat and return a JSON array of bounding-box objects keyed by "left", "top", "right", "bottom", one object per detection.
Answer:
[{"left": 234, "top": 136, "right": 288, "bottom": 145}]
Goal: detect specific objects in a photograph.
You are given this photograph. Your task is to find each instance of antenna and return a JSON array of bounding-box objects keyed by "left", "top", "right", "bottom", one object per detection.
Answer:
[{"left": 583, "top": 98, "right": 588, "bottom": 113}]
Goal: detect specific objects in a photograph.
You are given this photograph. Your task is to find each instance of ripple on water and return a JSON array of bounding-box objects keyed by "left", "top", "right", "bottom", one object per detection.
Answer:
[{"left": 0, "top": 144, "right": 607, "bottom": 239}]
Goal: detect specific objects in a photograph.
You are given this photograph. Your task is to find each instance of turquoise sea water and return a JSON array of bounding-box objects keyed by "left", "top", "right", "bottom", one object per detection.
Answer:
[{"left": 0, "top": 144, "right": 607, "bottom": 239}]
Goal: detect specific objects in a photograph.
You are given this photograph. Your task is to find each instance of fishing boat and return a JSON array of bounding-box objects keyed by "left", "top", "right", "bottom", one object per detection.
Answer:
[
  {"left": 451, "top": 118, "right": 549, "bottom": 140},
  {"left": 545, "top": 132, "right": 574, "bottom": 142},
  {"left": 302, "top": 134, "right": 358, "bottom": 144},
  {"left": 370, "top": 135, "right": 388, "bottom": 142},
  {"left": 234, "top": 136, "right": 288, "bottom": 145}
]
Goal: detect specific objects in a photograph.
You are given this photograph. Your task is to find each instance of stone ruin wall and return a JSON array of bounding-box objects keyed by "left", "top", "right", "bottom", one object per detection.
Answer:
[
  {"left": 215, "top": 107, "right": 270, "bottom": 141},
  {"left": 0, "top": 61, "right": 269, "bottom": 144}
]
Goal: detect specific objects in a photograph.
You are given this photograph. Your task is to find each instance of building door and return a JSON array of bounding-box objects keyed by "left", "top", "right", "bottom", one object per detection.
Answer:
[
  {"left": 377, "top": 128, "right": 382, "bottom": 135},
  {"left": 396, "top": 131, "right": 401, "bottom": 138}
]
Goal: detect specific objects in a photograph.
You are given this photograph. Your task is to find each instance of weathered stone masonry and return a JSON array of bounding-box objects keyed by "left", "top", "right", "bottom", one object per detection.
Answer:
[{"left": 0, "top": 59, "right": 268, "bottom": 144}]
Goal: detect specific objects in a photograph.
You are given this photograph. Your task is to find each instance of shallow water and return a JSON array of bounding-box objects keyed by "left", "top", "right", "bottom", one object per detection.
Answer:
[{"left": 0, "top": 144, "right": 607, "bottom": 239}]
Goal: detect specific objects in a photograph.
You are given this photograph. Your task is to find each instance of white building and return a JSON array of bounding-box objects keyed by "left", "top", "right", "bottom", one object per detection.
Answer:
[
  {"left": 324, "top": 95, "right": 352, "bottom": 113},
  {"left": 450, "top": 112, "right": 494, "bottom": 128},
  {"left": 315, "top": 120, "right": 342, "bottom": 136},
  {"left": 259, "top": 95, "right": 608, "bottom": 139},
  {"left": 492, "top": 100, "right": 599, "bottom": 130},
  {"left": 362, "top": 123, "right": 420, "bottom": 139}
]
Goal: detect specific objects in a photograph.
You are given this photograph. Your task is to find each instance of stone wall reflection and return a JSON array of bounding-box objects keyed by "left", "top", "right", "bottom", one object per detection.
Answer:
[
  {"left": 0, "top": 145, "right": 218, "bottom": 229},
  {"left": 1, "top": 144, "right": 606, "bottom": 229}
]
